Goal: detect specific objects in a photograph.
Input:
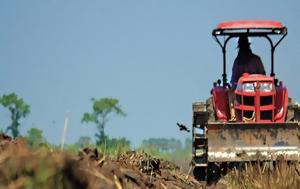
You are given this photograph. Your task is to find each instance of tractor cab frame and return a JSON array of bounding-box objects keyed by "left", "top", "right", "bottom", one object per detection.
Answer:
[
  {"left": 212, "top": 20, "right": 287, "bottom": 86},
  {"left": 211, "top": 20, "right": 289, "bottom": 123}
]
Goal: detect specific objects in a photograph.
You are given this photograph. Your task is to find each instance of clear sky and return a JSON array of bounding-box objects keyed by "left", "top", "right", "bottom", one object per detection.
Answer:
[{"left": 1, "top": 1, "right": 300, "bottom": 147}]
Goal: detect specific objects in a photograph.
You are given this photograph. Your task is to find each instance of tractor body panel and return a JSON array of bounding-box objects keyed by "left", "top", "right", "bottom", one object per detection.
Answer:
[{"left": 206, "top": 122, "right": 300, "bottom": 162}]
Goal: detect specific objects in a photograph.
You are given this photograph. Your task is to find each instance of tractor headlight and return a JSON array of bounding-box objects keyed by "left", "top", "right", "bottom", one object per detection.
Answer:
[
  {"left": 242, "top": 83, "right": 255, "bottom": 92},
  {"left": 260, "top": 83, "right": 273, "bottom": 92}
]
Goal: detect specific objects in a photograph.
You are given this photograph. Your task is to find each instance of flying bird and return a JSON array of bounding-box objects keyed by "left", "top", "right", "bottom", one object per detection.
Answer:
[{"left": 177, "top": 122, "right": 190, "bottom": 132}]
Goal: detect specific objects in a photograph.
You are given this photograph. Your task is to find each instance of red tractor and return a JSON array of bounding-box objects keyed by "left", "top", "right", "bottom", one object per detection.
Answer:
[{"left": 192, "top": 20, "right": 300, "bottom": 182}]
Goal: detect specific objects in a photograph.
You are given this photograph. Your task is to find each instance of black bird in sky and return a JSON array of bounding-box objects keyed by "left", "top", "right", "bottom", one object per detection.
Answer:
[{"left": 176, "top": 122, "right": 190, "bottom": 132}]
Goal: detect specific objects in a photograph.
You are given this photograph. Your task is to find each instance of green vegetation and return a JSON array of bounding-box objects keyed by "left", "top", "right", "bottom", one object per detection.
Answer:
[
  {"left": 76, "top": 136, "right": 92, "bottom": 148},
  {"left": 26, "top": 127, "right": 46, "bottom": 148},
  {"left": 0, "top": 93, "right": 30, "bottom": 138},
  {"left": 98, "top": 137, "right": 131, "bottom": 156},
  {"left": 81, "top": 97, "right": 126, "bottom": 145},
  {"left": 141, "top": 138, "right": 182, "bottom": 152},
  {"left": 66, "top": 136, "right": 131, "bottom": 157},
  {"left": 140, "top": 138, "right": 192, "bottom": 171}
]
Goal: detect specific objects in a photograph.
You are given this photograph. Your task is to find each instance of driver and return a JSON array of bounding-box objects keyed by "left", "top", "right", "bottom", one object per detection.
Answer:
[
  {"left": 229, "top": 36, "right": 266, "bottom": 121},
  {"left": 230, "top": 36, "right": 266, "bottom": 89}
]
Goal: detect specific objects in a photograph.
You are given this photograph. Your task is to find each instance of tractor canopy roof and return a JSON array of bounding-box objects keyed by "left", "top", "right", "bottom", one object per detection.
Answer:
[
  {"left": 212, "top": 20, "right": 288, "bottom": 86},
  {"left": 213, "top": 20, "right": 287, "bottom": 36}
]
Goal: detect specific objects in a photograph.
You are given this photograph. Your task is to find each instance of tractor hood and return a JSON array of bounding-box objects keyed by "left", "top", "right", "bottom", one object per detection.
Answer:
[{"left": 238, "top": 73, "right": 273, "bottom": 83}]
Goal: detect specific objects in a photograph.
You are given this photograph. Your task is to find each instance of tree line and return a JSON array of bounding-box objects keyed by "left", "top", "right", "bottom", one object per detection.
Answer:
[
  {"left": 0, "top": 93, "right": 125, "bottom": 146},
  {"left": 0, "top": 92, "right": 192, "bottom": 155}
]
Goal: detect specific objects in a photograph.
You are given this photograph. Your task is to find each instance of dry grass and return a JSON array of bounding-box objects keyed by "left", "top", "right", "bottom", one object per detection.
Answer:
[{"left": 217, "top": 161, "right": 300, "bottom": 189}]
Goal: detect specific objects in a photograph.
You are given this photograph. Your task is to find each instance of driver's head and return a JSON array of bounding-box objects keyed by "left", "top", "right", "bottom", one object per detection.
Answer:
[{"left": 238, "top": 36, "right": 251, "bottom": 50}]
